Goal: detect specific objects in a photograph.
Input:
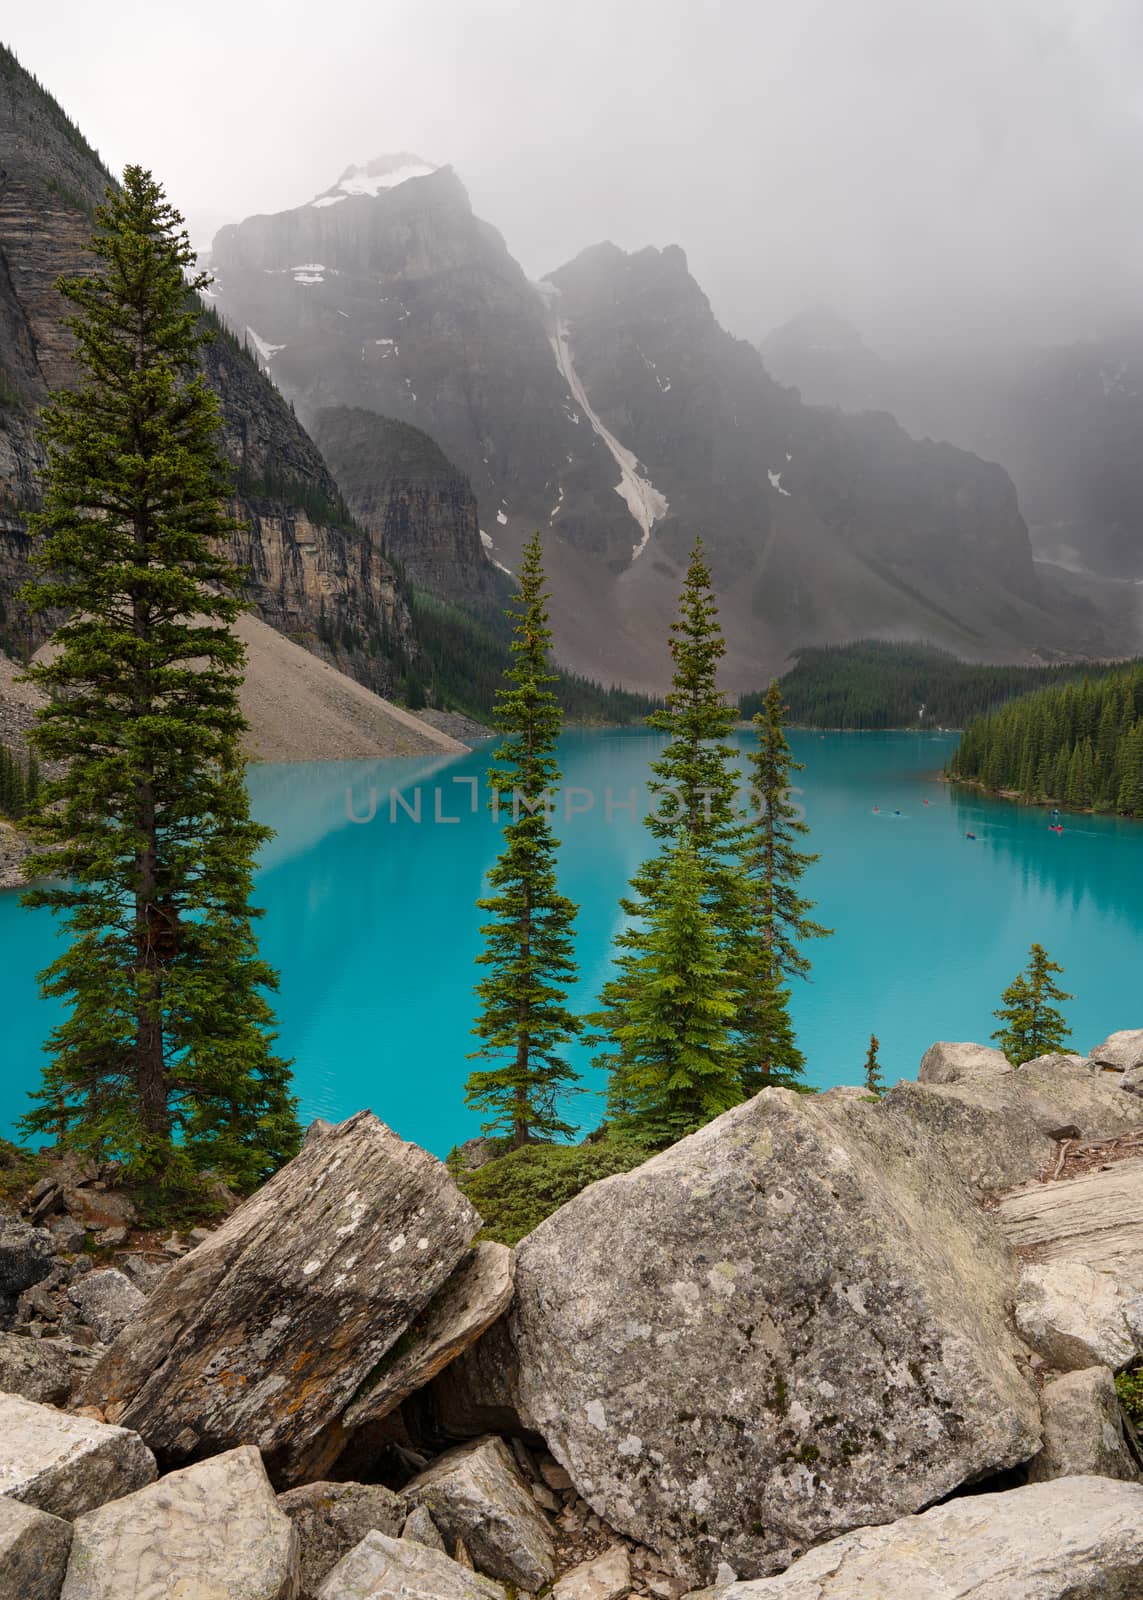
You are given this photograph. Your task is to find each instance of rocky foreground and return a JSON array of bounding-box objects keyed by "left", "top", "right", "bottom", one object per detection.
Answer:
[{"left": 3, "top": 1031, "right": 1143, "bottom": 1598}]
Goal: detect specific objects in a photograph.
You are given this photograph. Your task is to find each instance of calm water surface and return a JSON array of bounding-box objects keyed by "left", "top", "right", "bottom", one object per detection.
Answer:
[{"left": 2, "top": 729, "right": 1141, "bottom": 1155}]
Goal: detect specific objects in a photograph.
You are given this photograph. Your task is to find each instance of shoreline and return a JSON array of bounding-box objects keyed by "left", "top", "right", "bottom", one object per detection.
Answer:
[{"left": 945, "top": 771, "right": 1143, "bottom": 822}]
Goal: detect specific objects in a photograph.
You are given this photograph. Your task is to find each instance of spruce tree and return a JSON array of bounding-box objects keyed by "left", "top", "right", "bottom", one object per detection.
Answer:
[
  {"left": 737, "top": 681, "right": 831, "bottom": 1090},
  {"left": 631, "top": 537, "right": 745, "bottom": 927},
  {"left": 595, "top": 538, "right": 747, "bottom": 1135},
  {"left": 595, "top": 838, "right": 742, "bottom": 1145},
  {"left": 467, "top": 532, "right": 581, "bottom": 1147},
  {"left": 863, "top": 1033, "right": 884, "bottom": 1096},
  {"left": 19, "top": 167, "right": 299, "bottom": 1190},
  {"left": 992, "top": 943, "right": 1073, "bottom": 1065}
]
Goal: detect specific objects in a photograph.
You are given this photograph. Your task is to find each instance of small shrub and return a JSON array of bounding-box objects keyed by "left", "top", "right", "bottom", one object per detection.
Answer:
[
  {"left": 458, "top": 1131, "right": 655, "bottom": 1246},
  {"left": 1116, "top": 1367, "right": 1143, "bottom": 1429}
]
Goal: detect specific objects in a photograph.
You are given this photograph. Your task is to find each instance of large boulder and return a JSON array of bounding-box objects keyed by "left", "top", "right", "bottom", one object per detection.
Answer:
[
  {"left": 0, "top": 1218, "right": 53, "bottom": 1327},
  {"left": 1015, "top": 1261, "right": 1143, "bottom": 1372},
  {"left": 315, "top": 1531, "right": 505, "bottom": 1600},
  {"left": 1027, "top": 1367, "right": 1140, "bottom": 1484},
  {"left": 0, "top": 1333, "right": 87, "bottom": 1405},
  {"left": 1089, "top": 1030, "right": 1143, "bottom": 1077},
  {"left": 880, "top": 1055, "right": 1143, "bottom": 1192},
  {"left": 67, "top": 1269, "right": 145, "bottom": 1344},
  {"left": 75, "top": 1112, "right": 481, "bottom": 1483},
  {"left": 277, "top": 1480, "right": 405, "bottom": 1600},
  {"left": 719, "top": 1476, "right": 1143, "bottom": 1599},
  {"left": 510, "top": 1089, "right": 1042, "bottom": 1584},
  {"left": 0, "top": 1497, "right": 73, "bottom": 1600},
  {"left": 997, "top": 1157, "right": 1143, "bottom": 1279},
  {"left": 918, "top": 1041, "right": 1011, "bottom": 1085},
  {"left": 343, "top": 1242, "right": 514, "bottom": 1434},
  {"left": 0, "top": 1391, "right": 156, "bottom": 1518},
  {"left": 404, "top": 1434, "right": 556, "bottom": 1591},
  {"left": 59, "top": 1445, "right": 298, "bottom": 1600}
]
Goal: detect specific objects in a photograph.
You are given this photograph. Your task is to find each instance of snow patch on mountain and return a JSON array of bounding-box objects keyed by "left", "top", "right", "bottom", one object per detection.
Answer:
[
  {"left": 768, "top": 468, "right": 791, "bottom": 497},
  {"left": 246, "top": 326, "right": 286, "bottom": 365},
  {"left": 313, "top": 154, "right": 438, "bottom": 207},
  {"left": 545, "top": 303, "right": 668, "bottom": 560}
]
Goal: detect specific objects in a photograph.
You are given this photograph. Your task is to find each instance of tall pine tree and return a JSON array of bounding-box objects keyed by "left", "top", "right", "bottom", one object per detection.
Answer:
[
  {"left": 595, "top": 539, "right": 747, "bottom": 1136},
  {"left": 737, "top": 681, "right": 831, "bottom": 1091},
  {"left": 20, "top": 167, "right": 299, "bottom": 1189},
  {"left": 595, "top": 837, "right": 742, "bottom": 1144},
  {"left": 467, "top": 533, "right": 581, "bottom": 1147},
  {"left": 992, "top": 943, "right": 1073, "bottom": 1065}
]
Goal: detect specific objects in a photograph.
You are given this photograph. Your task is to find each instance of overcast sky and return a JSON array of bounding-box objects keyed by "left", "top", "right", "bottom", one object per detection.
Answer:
[{"left": 9, "top": 0, "right": 1143, "bottom": 353}]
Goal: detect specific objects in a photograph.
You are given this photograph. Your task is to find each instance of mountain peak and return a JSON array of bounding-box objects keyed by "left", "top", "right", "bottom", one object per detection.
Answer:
[{"left": 311, "top": 153, "right": 438, "bottom": 208}]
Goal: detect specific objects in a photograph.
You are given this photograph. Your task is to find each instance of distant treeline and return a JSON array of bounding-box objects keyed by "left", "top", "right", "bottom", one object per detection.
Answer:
[
  {"left": 949, "top": 664, "right": 1143, "bottom": 816},
  {"left": 746, "top": 641, "right": 1143, "bottom": 731},
  {"left": 0, "top": 740, "right": 41, "bottom": 821},
  {"left": 405, "top": 590, "right": 660, "bottom": 726}
]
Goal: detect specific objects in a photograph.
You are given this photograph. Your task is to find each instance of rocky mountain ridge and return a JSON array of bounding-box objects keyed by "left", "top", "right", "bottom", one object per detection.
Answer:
[
  {"left": 0, "top": 44, "right": 428, "bottom": 703},
  {"left": 762, "top": 306, "right": 1143, "bottom": 585},
  {"left": 206, "top": 159, "right": 1135, "bottom": 689},
  {"left": 2, "top": 1029, "right": 1143, "bottom": 1596}
]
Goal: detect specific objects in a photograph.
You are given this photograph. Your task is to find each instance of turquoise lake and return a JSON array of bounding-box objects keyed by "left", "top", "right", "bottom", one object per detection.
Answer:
[{"left": 2, "top": 729, "right": 1141, "bottom": 1156}]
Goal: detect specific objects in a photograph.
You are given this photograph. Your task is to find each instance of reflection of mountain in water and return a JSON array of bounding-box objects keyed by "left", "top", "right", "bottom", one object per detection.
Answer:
[{"left": 247, "top": 756, "right": 460, "bottom": 873}]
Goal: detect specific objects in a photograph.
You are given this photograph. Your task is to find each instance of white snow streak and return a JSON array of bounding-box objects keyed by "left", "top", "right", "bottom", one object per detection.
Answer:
[
  {"left": 312, "top": 193, "right": 348, "bottom": 208},
  {"left": 547, "top": 312, "right": 668, "bottom": 560},
  {"left": 768, "top": 469, "right": 791, "bottom": 497},
  {"left": 496, "top": 509, "right": 508, "bottom": 526},
  {"left": 480, "top": 530, "right": 494, "bottom": 550},
  {"left": 246, "top": 327, "right": 285, "bottom": 364}
]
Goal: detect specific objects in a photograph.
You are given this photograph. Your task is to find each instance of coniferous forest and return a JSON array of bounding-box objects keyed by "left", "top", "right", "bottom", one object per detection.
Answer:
[
  {"left": 949, "top": 663, "right": 1143, "bottom": 815},
  {"left": 754, "top": 641, "right": 1142, "bottom": 731}
]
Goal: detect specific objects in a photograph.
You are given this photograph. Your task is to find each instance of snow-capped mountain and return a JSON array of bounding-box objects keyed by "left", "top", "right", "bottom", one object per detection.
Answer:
[
  {"left": 311, "top": 153, "right": 439, "bottom": 207},
  {"left": 206, "top": 162, "right": 1134, "bottom": 687}
]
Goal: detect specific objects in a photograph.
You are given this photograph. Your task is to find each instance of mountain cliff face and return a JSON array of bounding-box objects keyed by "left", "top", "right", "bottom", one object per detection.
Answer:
[
  {"left": 0, "top": 44, "right": 412, "bottom": 694},
  {"left": 762, "top": 310, "right": 1143, "bottom": 583},
  {"left": 209, "top": 164, "right": 1114, "bottom": 688},
  {"left": 310, "top": 405, "right": 498, "bottom": 608}
]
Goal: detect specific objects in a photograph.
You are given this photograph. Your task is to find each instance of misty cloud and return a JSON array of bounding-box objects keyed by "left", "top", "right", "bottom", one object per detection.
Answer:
[{"left": 10, "top": 0, "right": 1143, "bottom": 353}]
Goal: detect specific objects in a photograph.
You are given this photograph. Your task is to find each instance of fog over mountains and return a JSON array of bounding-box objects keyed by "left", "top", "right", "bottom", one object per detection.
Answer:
[
  {"left": 204, "top": 155, "right": 1140, "bottom": 687},
  {"left": 5, "top": 2, "right": 1143, "bottom": 691}
]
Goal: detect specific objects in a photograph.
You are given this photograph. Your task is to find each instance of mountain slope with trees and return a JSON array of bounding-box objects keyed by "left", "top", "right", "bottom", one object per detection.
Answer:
[{"left": 949, "top": 664, "right": 1143, "bottom": 815}]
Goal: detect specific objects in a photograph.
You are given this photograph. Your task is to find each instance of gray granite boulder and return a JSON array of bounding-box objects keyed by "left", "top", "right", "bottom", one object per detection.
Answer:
[
  {"left": 918, "top": 1040, "right": 1011, "bottom": 1084},
  {"left": 0, "top": 1333, "right": 86, "bottom": 1405},
  {"left": 0, "top": 1391, "right": 156, "bottom": 1518},
  {"left": 0, "top": 1497, "right": 73, "bottom": 1600},
  {"left": 510, "top": 1089, "right": 1041, "bottom": 1584},
  {"left": 278, "top": 1480, "right": 404, "bottom": 1599},
  {"left": 76, "top": 1112, "right": 481, "bottom": 1483},
  {"left": 316, "top": 1531, "right": 504, "bottom": 1600},
  {"left": 719, "top": 1476, "right": 1143, "bottom": 1598},
  {"left": 405, "top": 1434, "right": 556, "bottom": 1590},
  {"left": 1089, "top": 1030, "right": 1143, "bottom": 1077},
  {"left": 1028, "top": 1367, "right": 1140, "bottom": 1483},
  {"left": 1015, "top": 1260, "right": 1143, "bottom": 1372},
  {"left": 880, "top": 1055, "right": 1143, "bottom": 1192},
  {"left": 401, "top": 1503, "right": 447, "bottom": 1552},
  {"left": 59, "top": 1445, "right": 298, "bottom": 1599},
  {"left": 67, "top": 1269, "right": 145, "bottom": 1343},
  {"left": 553, "top": 1543, "right": 632, "bottom": 1600}
]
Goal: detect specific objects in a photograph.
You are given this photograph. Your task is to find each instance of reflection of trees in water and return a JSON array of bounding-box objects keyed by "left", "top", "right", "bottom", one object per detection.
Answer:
[{"left": 950, "top": 790, "right": 1141, "bottom": 927}]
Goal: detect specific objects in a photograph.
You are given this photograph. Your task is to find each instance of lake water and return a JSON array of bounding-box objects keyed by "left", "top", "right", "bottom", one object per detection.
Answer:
[{"left": 2, "top": 729, "right": 1141, "bottom": 1157}]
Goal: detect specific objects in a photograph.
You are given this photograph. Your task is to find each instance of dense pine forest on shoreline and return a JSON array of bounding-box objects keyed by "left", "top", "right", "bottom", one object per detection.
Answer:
[
  {"left": 752, "top": 641, "right": 1143, "bottom": 732},
  {"left": 949, "top": 664, "right": 1143, "bottom": 817}
]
